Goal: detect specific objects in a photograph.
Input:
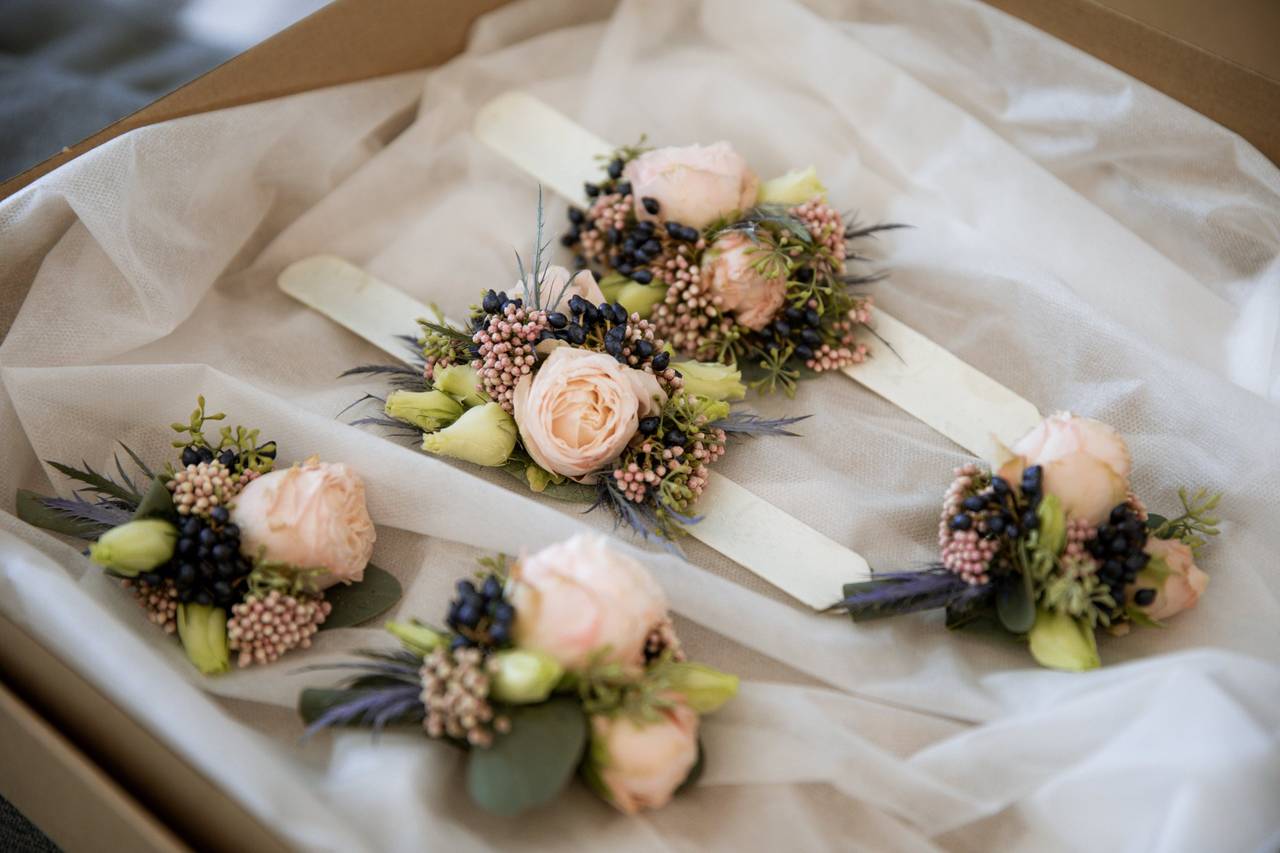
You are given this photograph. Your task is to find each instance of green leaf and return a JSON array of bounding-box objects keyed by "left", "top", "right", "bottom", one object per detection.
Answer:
[
  {"left": 1125, "top": 606, "right": 1166, "bottom": 629},
  {"left": 15, "top": 489, "right": 105, "bottom": 538},
  {"left": 996, "top": 571, "right": 1036, "bottom": 634},
  {"left": 321, "top": 565, "right": 403, "bottom": 631},
  {"left": 299, "top": 688, "right": 355, "bottom": 724},
  {"left": 501, "top": 460, "right": 594, "bottom": 503},
  {"left": 47, "top": 460, "right": 141, "bottom": 506},
  {"left": 1145, "top": 513, "right": 1168, "bottom": 533},
  {"left": 466, "top": 698, "right": 587, "bottom": 816},
  {"left": 131, "top": 476, "right": 178, "bottom": 523}
]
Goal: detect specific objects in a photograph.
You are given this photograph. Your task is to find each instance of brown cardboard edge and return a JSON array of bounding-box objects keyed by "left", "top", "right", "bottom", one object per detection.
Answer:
[
  {"left": 0, "top": 0, "right": 508, "bottom": 200},
  {"left": 0, "top": 681, "right": 188, "bottom": 853},
  {"left": 986, "top": 0, "right": 1280, "bottom": 165},
  {"left": 0, "top": 615, "right": 293, "bottom": 853}
]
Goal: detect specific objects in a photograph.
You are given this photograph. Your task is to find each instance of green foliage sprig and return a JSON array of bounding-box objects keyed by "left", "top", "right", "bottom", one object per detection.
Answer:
[{"left": 1148, "top": 488, "right": 1222, "bottom": 551}]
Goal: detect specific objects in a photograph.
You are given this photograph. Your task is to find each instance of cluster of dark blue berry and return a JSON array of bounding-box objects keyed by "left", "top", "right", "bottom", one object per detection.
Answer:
[
  {"left": 1087, "top": 503, "right": 1151, "bottom": 612},
  {"left": 445, "top": 575, "right": 515, "bottom": 652},
  {"left": 179, "top": 441, "right": 276, "bottom": 474},
  {"left": 747, "top": 299, "right": 826, "bottom": 362},
  {"left": 948, "top": 465, "right": 1045, "bottom": 546},
  {"left": 142, "top": 506, "right": 253, "bottom": 608}
]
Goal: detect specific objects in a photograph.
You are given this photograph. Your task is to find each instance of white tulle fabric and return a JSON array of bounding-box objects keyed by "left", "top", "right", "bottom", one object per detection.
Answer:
[{"left": 1, "top": 1, "right": 1278, "bottom": 850}]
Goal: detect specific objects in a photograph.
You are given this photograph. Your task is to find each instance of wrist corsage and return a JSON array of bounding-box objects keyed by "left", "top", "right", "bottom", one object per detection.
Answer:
[
  {"left": 347, "top": 202, "right": 804, "bottom": 541},
  {"left": 839, "top": 412, "right": 1221, "bottom": 671},
  {"left": 300, "top": 534, "right": 737, "bottom": 816},
  {"left": 16, "top": 397, "right": 401, "bottom": 674},
  {"left": 560, "top": 141, "right": 900, "bottom": 397}
]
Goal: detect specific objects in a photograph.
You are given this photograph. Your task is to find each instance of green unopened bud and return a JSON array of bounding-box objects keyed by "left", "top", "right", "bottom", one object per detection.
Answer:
[
  {"left": 1036, "top": 494, "right": 1067, "bottom": 556},
  {"left": 385, "top": 620, "right": 444, "bottom": 655},
  {"left": 757, "top": 166, "right": 827, "bottom": 205},
  {"left": 664, "top": 662, "right": 739, "bottom": 713},
  {"left": 615, "top": 283, "right": 667, "bottom": 319},
  {"left": 596, "top": 272, "right": 630, "bottom": 303},
  {"left": 88, "top": 519, "right": 177, "bottom": 576},
  {"left": 673, "top": 360, "right": 746, "bottom": 402},
  {"left": 434, "top": 364, "right": 487, "bottom": 407},
  {"left": 420, "top": 402, "right": 516, "bottom": 467},
  {"left": 1028, "top": 608, "right": 1099, "bottom": 672},
  {"left": 177, "top": 604, "right": 230, "bottom": 675},
  {"left": 490, "top": 649, "right": 564, "bottom": 704},
  {"left": 385, "top": 389, "right": 464, "bottom": 432}
]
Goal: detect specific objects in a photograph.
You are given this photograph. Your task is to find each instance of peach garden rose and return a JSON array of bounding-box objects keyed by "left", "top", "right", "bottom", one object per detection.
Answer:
[
  {"left": 624, "top": 141, "right": 758, "bottom": 230},
  {"left": 588, "top": 701, "right": 700, "bottom": 815},
  {"left": 232, "top": 457, "right": 376, "bottom": 588},
  {"left": 704, "top": 231, "right": 788, "bottom": 331},
  {"left": 1128, "top": 537, "right": 1210, "bottom": 621},
  {"left": 511, "top": 345, "right": 666, "bottom": 480}
]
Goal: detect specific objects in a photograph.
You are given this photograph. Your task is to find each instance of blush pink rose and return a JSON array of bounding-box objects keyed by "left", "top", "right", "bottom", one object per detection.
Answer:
[
  {"left": 232, "top": 458, "right": 376, "bottom": 588},
  {"left": 705, "top": 231, "right": 787, "bottom": 330},
  {"left": 509, "top": 534, "right": 668, "bottom": 671},
  {"left": 998, "top": 412, "right": 1132, "bottom": 525},
  {"left": 512, "top": 346, "right": 665, "bottom": 479},
  {"left": 589, "top": 701, "right": 700, "bottom": 815},
  {"left": 624, "top": 142, "right": 758, "bottom": 230},
  {"left": 1129, "top": 537, "right": 1210, "bottom": 621},
  {"left": 515, "top": 265, "right": 605, "bottom": 311}
]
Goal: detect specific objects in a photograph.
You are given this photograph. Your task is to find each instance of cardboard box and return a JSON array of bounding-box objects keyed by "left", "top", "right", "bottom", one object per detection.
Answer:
[{"left": 1, "top": 1, "right": 1276, "bottom": 848}]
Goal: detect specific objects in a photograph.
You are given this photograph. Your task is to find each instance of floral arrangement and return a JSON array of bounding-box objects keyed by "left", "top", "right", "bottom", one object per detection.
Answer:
[
  {"left": 16, "top": 397, "right": 401, "bottom": 674},
  {"left": 839, "top": 412, "right": 1221, "bottom": 671},
  {"left": 349, "top": 201, "right": 804, "bottom": 540},
  {"left": 300, "top": 534, "right": 736, "bottom": 816},
  {"left": 559, "top": 139, "right": 901, "bottom": 396}
]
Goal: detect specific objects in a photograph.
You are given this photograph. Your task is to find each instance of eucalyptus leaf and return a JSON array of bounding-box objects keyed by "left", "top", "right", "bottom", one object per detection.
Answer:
[
  {"left": 996, "top": 571, "right": 1036, "bottom": 634},
  {"left": 321, "top": 565, "right": 403, "bottom": 631},
  {"left": 15, "top": 489, "right": 105, "bottom": 538},
  {"left": 131, "top": 476, "right": 179, "bottom": 523},
  {"left": 466, "top": 698, "right": 587, "bottom": 816}
]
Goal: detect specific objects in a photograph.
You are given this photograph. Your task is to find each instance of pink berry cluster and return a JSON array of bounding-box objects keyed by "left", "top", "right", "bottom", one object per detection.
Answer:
[
  {"left": 802, "top": 297, "right": 874, "bottom": 373},
  {"left": 226, "top": 590, "right": 332, "bottom": 668},
  {"left": 613, "top": 422, "right": 727, "bottom": 507},
  {"left": 644, "top": 615, "right": 686, "bottom": 663},
  {"left": 939, "top": 464, "right": 1001, "bottom": 585},
  {"left": 471, "top": 302, "right": 549, "bottom": 413},
  {"left": 790, "top": 198, "right": 847, "bottom": 275},
  {"left": 649, "top": 256, "right": 737, "bottom": 362},
  {"left": 576, "top": 192, "right": 633, "bottom": 264},
  {"left": 166, "top": 461, "right": 257, "bottom": 518},
  {"left": 123, "top": 578, "right": 179, "bottom": 634},
  {"left": 419, "top": 646, "right": 510, "bottom": 748}
]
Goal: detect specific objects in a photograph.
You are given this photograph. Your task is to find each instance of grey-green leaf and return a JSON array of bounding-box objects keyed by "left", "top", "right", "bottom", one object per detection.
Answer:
[
  {"left": 996, "top": 572, "right": 1036, "bottom": 634},
  {"left": 466, "top": 698, "right": 587, "bottom": 816},
  {"left": 132, "top": 476, "right": 179, "bottom": 523},
  {"left": 15, "top": 489, "right": 106, "bottom": 538},
  {"left": 321, "top": 565, "right": 403, "bottom": 630}
]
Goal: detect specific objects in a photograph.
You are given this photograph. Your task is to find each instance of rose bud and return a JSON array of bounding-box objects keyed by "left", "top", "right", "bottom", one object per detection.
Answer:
[
  {"left": 420, "top": 402, "right": 517, "bottom": 467},
  {"left": 433, "top": 363, "right": 487, "bottom": 407},
  {"left": 1127, "top": 537, "right": 1209, "bottom": 622},
  {"left": 623, "top": 142, "right": 758, "bottom": 230},
  {"left": 663, "top": 662, "right": 739, "bottom": 713},
  {"left": 88, "top": 519, "right": 177, "bottom": 576},
  {"left": 509, "top": 535, "right": 668, "bottom": 671},
  {"left": 615, "top": 282, "right": 667, "bottom": 319},
  {"left": 998, "top": 412, "right": 1132, "bottom": 525},
  {"left": 757, "top": 165, "right": 827, "bottom": 206},
  {"left": 177, "top": 603, "right": 230, "bottom": 675},
  {"left": 489, "top": 649, "right": 564, "bottom": 704},
  {"left": 587, "top": 701, "right": 700, "bottom": 814},
  {"left": 1028, "top": 608, "right": 1099, "bottom": 672},
  {"left": 672, "top": 359, "right": 746, "bottom": 402},
  {"left": 704, "top": 232, "right": 787, "bottom": 331},
  {"left": 232, "top": 459, "right": 376, "bottom": 589},
  {"left": 386, "top": 619, "right": 444, "bottom": 656},
  {"left": 513, "top": 347, "right": 665, "bottom": 479},
  {"left": 384, "top": 389, "right": 463, "bottom": 432}
]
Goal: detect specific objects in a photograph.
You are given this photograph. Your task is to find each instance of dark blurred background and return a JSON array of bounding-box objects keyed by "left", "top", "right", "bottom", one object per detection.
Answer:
[{"left": 0, "top": 0, "right": 328, "bottom": 183}]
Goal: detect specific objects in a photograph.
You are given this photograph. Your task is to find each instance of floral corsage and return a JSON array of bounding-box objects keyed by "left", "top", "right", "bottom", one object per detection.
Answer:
[
  {"left": 16, "top": 397, "right": 401, "bottom": 674},
  {"left": 839, "top": 412, "right": 1222, "bottom": 671},
  {"left": 300, "top": 534, "right": 737, "bottom": 816},
  {"left": 349, "top": 204, "right": 803, "bottom": 541},
  {"left": 559, "top": 140, "right": 901, "bottom": 396}
]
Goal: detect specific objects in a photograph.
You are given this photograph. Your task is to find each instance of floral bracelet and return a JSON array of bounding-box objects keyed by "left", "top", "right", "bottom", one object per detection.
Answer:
[
  {"left": 17, "top": 397, "right": 401, "bottom": 673},
  {"left": 301, "top": 534, "right": 736, "bottom": 816}
]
